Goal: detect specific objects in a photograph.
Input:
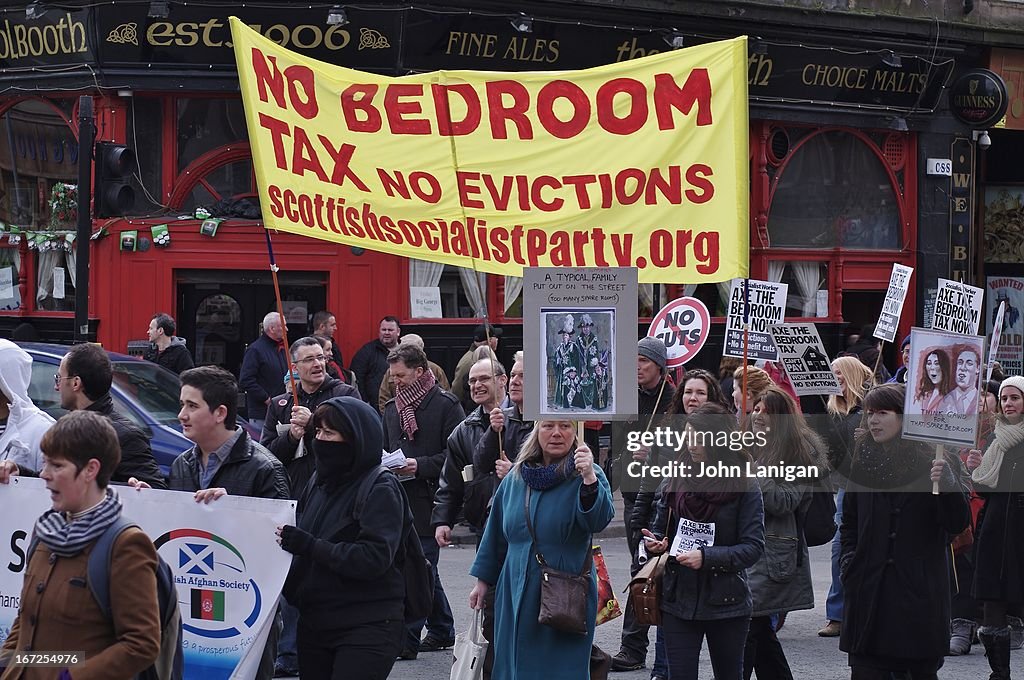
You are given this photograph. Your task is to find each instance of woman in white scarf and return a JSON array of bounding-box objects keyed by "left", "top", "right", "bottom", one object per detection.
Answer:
[{"left": 966, "top": 375, "right": 1024, "bottom": 680}]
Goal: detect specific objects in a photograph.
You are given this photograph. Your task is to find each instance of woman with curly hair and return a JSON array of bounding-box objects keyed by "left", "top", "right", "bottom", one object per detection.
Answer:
[
  {"left": 731, "top": 366, "right": 774, "bottom": 419},
  {"left": 915, "top": 350, "right": 953, "bottom": 414}
]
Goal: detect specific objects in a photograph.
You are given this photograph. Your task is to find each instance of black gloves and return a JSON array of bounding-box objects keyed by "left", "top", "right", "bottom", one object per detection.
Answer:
[{"left": 280, "top": 525, "right": 315, "bottom": 555}]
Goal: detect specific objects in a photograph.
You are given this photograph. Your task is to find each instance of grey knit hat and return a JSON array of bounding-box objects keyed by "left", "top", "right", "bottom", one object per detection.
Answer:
[{"left": 638, "top": 336, "right": 668, "bottom": 370}]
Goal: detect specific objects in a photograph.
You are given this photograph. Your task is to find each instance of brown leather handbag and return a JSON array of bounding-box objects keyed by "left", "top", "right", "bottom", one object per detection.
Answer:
[
  {"left": 525, "top": 487, "right": 591, "bottom": 635},
  {"left": 625, "top": 509, "right": 672, "bottom": 627}
]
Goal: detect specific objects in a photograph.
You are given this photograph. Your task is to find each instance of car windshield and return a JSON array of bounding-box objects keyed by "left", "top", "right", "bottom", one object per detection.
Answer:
[{"left": 111, "top": 361, "right": 182, "bottom": 428}]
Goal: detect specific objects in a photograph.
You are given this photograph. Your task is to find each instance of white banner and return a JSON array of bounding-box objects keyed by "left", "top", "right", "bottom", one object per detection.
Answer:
[
  {"left": 769, "top": 323, "right": 842, "bottom": 397},
  {"left": 875, "top": 264, "right": 914, "bottom": 342},
  {"left": 931, "top": 278, "right": 984, "bottom": 335},
  {"left": 723, "top": 278, "right": 788, "bottom": 361},
  {"left": 0, "top": 478, "right": 295, "bottom": 680}
]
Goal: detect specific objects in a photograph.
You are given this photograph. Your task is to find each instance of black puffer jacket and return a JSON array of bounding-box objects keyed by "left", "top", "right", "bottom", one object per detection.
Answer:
[
  {"left": 85, "top": 394, "right": 167, "bottom": 489},
  {"left": 383, "top": 386, "right": 465, "bottom": 536},
  {"left": 261, "top": 377, "right": 361, "bottom": 498},
  {"left": 283, "top": 397, "right": 407, "bottom": 628},
  {"left": 472, "top": 404, "right": 533, "bottom": 474},
  {"left": 432, "top": 406, "right": 489, "bottom": 529},
  {"left": 170, "top": 428, "right": 290, "bottom": 499}
]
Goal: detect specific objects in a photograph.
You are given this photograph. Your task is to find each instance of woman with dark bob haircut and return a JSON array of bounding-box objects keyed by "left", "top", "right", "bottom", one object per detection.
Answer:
[
  {"left": 642, "top": 403, "right": 765, "bottom": 680},
  {"left": 277, "top": 396, "right": 410, "bottom": 679},
  {"left": 839, "top": 383, "right": 969, "bottom": 680},
  {"left": 1, "top": 411, "right": 161, "bottom": 680}
]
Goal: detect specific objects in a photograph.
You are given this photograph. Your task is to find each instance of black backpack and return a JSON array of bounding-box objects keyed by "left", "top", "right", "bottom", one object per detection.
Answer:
[
  {"left": 29, "top": 517, "right": 185, "bottom": 680},
  {"left": 351, "top": 465, "right": 434, "bottom": 621},
  {"left": 797, "top": 484, "right": 838, "bottom": 548}
]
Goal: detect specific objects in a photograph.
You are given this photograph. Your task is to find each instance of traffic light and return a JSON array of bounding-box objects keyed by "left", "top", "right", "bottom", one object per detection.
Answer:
[{"left": 94, "top": 142, "right": 136, "bottom": 218}]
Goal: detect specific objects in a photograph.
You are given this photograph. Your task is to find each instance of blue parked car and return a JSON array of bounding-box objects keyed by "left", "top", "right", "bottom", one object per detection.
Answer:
[{"left": 20, "top": 342, "right": 198, "bottom": 476}]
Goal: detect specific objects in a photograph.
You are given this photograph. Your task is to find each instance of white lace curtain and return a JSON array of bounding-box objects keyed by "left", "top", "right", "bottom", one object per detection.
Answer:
[
  {"left": 36, "top": 248, "right": 76, "bottom": 303},
  {"left": 409, "top": 259, "right": 444, "bottom": 288},
  {"left": 458, "top": 267, "right": 487, "bottom": 317},
  {"left": 504, "top": 276, "right": 523, "bottom": 313},
  {"left": 790, "top": 261, "right": 824, "bottom": 316}
]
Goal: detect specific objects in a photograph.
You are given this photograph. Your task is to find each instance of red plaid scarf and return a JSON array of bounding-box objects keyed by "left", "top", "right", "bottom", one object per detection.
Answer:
[{"left": 395, "top": 369, "right": 437, "bottom": 439}]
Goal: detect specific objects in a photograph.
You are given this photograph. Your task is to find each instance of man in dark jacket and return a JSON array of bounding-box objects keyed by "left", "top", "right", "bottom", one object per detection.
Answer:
[
  {"left": 57, "top": 342, "right": 167, "bottom": 489},
  {"left": 433, "top": 357, "right": 507, "bottom": 544},
  {"left": 239, "top": 312, "right": 289, "bottom": 431},
  {"left": 611, "top": 336, "right": 676, "bottom": 673},
  {"left": 261, "top": 337, "right": 359, "bottom": 676},
  {"left": 262, "top": 336, "right": 361, "bottom": 497},
  {"left": 133, "top": 365, "right": 289, "bottom": 680},
  {"left": 382, "top": 344, "right": 464, "bottom": 660},
  {"left": 473, "top": 351, "right": 531, "bottom": 490},
  {"left": 351, "top": 315, "right": 400, "bottom": 412},
  {"left": 312, "top": 309, "right": 344, "bottom": 368},
  {"left": 143, "top": 312, "right": 194, "bottom": 374}
]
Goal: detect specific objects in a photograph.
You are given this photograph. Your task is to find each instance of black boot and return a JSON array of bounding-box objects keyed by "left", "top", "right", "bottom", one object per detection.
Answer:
[{"left": 979, "top": 626, "right": 1011, "bottom": 680}]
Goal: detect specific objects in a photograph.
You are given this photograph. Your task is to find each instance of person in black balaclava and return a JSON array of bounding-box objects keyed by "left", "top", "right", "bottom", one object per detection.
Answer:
[{"left": 277, "top": 396, "right": 410, "bottom": 679}]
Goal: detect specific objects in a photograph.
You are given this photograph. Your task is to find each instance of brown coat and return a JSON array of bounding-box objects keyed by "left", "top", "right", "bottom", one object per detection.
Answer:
[{"left": 1, "top": 528, "right": 160, "bottom": 680}]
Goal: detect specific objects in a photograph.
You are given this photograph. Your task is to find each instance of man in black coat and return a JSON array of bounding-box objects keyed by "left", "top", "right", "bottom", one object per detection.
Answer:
[
  {"left": 432, "top": 357, "right": 507, "bottom": 544},
  {"left": 382, "top": 343, "right": 464, "bottom": 659},
  {"left": 57, "top": 342, "right": 167, "bottom": 489},
  {"left": 262, "top": 337, "right": 361, "bottom": 497},
  {"left": 239, "top": 311, "right": 289, "bottom": 431},
  {"left": 143, "top": 312, "right": 194, "bottom": 374},
  {"left": 132, "top": 366, "right": 290, "bottom": 680},
  {"left": 351, "top": 315, "right": 401, "bottom": 412}
]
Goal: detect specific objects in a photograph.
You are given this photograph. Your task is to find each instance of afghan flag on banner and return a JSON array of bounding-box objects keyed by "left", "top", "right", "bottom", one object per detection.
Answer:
[{"left": 191, "top": 588, "right": 226, "bottom": 621}]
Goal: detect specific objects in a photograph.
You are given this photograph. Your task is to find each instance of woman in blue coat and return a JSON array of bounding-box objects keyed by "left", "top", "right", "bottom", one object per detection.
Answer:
[{"left": 469, "top": 419, "right": 614, "bottom": 678}]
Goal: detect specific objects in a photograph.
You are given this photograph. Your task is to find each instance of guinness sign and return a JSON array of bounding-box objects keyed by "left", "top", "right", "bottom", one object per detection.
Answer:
[{"left": 949, "top": 69, "right": 1008, "bottom": 128}]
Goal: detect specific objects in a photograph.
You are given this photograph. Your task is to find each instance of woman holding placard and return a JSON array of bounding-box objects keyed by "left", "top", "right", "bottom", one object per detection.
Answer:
[
  {"left": 642, "top": 403, "right": 764, "bottom": 680},
  {"left": 967, "top": 376, "right": 1024, "bottom": 680},
  {"left": 839, "top": 384, "right": 969, "bottom": 679}
]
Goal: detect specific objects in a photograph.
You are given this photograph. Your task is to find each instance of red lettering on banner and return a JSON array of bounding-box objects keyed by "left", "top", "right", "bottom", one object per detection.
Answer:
[
  {"left": 341, "top": 84, "right": 382, "bottom": 132},
  {"left": 654, "top": 70, "right": 713, "bottom": 129},
  {"left": 250, "top": 48, "right": 319, "bottom": 119},
  {"left": 695, "top": 231, "right": 720, "bottom": 273},
  {"left": 549, "top": 232, "right": 572, "bottom": 265},
  {"left": 319, "top": 137, "right": 370, "bottom": 191},
  {"left": 536, "top": 81, "right": 590, "bottom": 140},
  {"left": 684, "top": 164, "right": 714, "bottom": 203},
  {"left": 526, "top": 230, "right": 546, "bottom": 266},
  {"left": 487, "top": 80, "right": 533, "bottom": 140},
  {"left": 385, "top": 84, "right": 431, "bottom": 135},
  {"left": 432, "top": 84, "right": 482, "bottom": 136},
  {"left": 610, "top": 233, "right": 633, "bottom": 266},
  {"left": 562, "top": 175, "right": 597, "bottom": 209},
  {"left": 292, "top": 126, "right": 330, "bottom": 182},
  {"left": 258, "top": 113, "right": 292, "bottom": 170},
  {"left": 596, "top": 78, "right": 648, "bottom": 135},
  {"left": 483, "top": 174, "right": 514, "bottom": 211},
  {"left": 530, "top": 175, "right": 563, "bottom": 211},
  {"left": 489, "top": 227, "right": 511, "bottom": 263},
  {"left": 615, "top": 168, "right": 646, "bottom": 205},
  {"left": 456, "top": 171, "right": 484, "bottom": 209},
  {"left": 591, "top": 229, "right": 609, "bottom": 267},
  {"left": 378, "top": 169, "right": 412, "bottom": 200}
]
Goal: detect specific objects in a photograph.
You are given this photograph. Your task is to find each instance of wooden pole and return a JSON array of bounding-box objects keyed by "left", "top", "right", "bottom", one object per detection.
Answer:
[{"left": 264, "top": 230, "right": 298, "bottom": 401}]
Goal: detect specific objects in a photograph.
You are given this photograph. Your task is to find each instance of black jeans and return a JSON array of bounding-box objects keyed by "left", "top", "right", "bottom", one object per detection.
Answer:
[
  {"left": 850, "top": 668, "right": 938, "bottom": 680},
  {"left": 743, "top": 615, "right": 794, "bottom": 680},
  {"left": 618, "top": 493, "right": 651, "bottom": 660},
  {"left": 662, "top": 612, "right": 749, "bottom": 680},
  {"left": 297, "top": 618, "right": 403, "bottom": 680}
]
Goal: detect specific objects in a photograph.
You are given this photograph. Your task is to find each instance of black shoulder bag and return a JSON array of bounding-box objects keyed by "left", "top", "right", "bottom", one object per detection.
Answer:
[{"left": 524, "top": 485, "right": 591, "bottom": 635}]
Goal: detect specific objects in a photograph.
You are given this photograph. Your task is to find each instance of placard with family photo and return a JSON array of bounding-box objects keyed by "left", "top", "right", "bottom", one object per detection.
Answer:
[
  {"left": 540, "top": 309, "right": 615, "bottom": 415},
  {"left": 903, "top": 327, "right": 983, "bottom": 447}
]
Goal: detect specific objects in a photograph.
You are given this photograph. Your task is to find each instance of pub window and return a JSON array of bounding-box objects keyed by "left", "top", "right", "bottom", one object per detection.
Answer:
[
  {"left": 768, "top": 260, "right": 829, "bottom": 318},
  {"left": 178, "top": 157, "right": 257, "bottom": 215},
  {"left": 409, "top": 259, "right": 486, "bottom": 318},
  {"left": 125, "top": 96, "right": 164, "bottom": 214},
  {"left": 0, "top": 246, "right": 21, "bottom": 311},
  {"left": 176, "top": 98, "right": 247, "bottom": 173},
  {"left": 767, "top": 130, "right": 902, "bottom": 250},
  {"left": 0, "top": 98, "right": 78, "bottom": 311}
]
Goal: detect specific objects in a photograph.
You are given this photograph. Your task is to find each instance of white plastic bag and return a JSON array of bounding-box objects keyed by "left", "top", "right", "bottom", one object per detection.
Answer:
[{"left": 450, "top": 609, "right": 488, "bottom": 680}]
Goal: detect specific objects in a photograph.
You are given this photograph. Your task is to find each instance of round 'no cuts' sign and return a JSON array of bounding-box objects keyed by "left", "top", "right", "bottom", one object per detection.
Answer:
[{"left": 648, "top": 297, "right": 711, "bottom": 368}]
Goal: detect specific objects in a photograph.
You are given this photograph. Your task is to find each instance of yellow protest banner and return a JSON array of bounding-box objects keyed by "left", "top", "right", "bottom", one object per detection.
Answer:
[{"left": 230, "top": 18, "right": 749, "bottom": 283}]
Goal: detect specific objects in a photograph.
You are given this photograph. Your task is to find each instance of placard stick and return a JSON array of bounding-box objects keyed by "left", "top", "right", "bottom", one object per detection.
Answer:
[
  {"left": 263, "top": 230, "right": 298, "bottom": 401},
  {"left": 932, "top": 443, "right": 944, "bottom": 496},
  {"left": 858, "top": 339, "right": 887, "bottom": 431},
  {"left": 741, "top": 278, "right": 750, "bottom": 416}
]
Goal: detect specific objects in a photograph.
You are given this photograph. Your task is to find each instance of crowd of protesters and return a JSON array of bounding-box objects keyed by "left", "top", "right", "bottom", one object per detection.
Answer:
[{"left": 0, "top": 313, "right": 1021, "bottom": 680}]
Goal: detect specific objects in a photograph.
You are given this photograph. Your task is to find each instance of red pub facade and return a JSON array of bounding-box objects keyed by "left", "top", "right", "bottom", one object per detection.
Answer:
[{"left": 0, "top": 0, "right": 1013, "bottom": 378}]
